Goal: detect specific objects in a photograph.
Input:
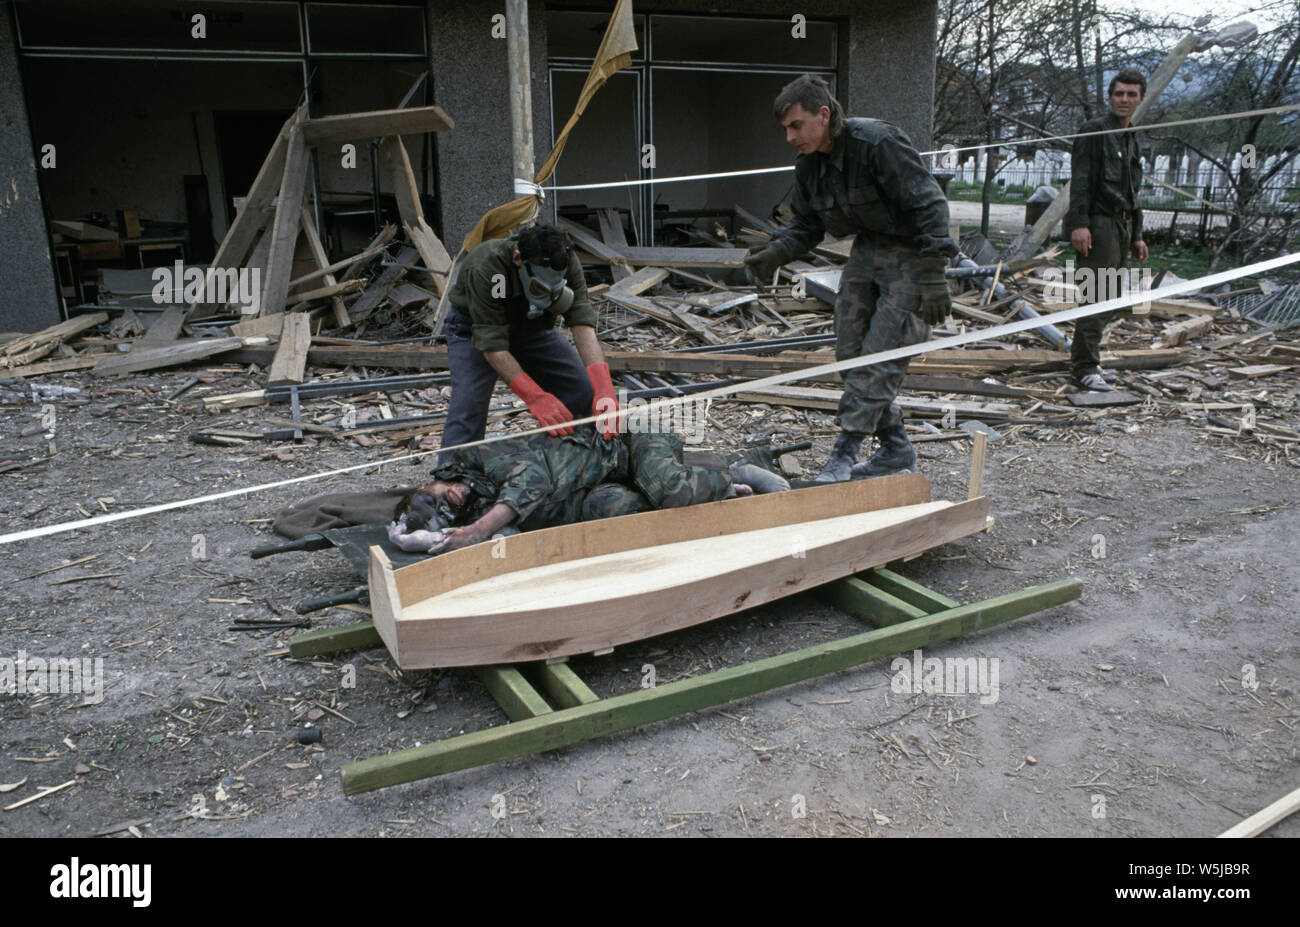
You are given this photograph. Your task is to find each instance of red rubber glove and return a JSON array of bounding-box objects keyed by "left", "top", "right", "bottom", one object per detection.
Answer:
[
  {"left": 587, "top": 362, "right": 620, "bottom": 440},
  {"left": 508, "top": 373, "right": 575, "bottom": 436}
]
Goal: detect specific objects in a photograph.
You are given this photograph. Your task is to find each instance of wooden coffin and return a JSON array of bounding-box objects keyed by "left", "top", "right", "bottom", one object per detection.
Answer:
[{"left": 368, "top": 471, "right": 990, "bottom": 669}]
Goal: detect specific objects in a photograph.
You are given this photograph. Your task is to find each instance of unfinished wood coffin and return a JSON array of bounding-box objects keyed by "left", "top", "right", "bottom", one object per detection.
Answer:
[{"left": 368, "top": 471, "right": 990, "bottom": 669}]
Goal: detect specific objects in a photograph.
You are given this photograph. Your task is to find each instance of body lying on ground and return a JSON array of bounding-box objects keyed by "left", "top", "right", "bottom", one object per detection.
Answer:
[{"left": 388, "top": 426, "right": 789, "bottom": 554}]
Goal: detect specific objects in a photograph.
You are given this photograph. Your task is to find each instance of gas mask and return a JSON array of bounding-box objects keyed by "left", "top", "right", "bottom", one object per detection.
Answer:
[
  {"left": 517, "top": 261, "right": 575, "bottom": 320},
  {"left": 403, "top": 491, "right": 459, "bottom": 532}
]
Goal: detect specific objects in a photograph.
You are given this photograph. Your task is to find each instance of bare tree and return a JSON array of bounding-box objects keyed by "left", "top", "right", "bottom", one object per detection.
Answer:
[{"left": 1147, "top": 4, "right": 1300, "bottom": 267}]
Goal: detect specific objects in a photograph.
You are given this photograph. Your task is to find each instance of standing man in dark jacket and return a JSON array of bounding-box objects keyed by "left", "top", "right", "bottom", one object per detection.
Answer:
[
  {"left": 746, "top": 75, "right": 957, "bottom": 482},
  {"left": 1064, "top": 68, "right": 1149, "bottom": 392},
  {"left": 441, "top": 223, "right": 619, "bottom": 462}
]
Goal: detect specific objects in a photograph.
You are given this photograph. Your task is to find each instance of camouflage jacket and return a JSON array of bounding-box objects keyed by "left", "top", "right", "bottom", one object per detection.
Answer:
[
  {"left": 772, "top": 117, "right": 958, "bottom": 261},
  {"left": 446, "top": 230, "right": 597, "bottom": 354},
  {"left": 431, "top": 426, "right": 628, "bottom": 531},
  {"left": 1066, "top": 111, "right": 1144, "bottom": 241}
]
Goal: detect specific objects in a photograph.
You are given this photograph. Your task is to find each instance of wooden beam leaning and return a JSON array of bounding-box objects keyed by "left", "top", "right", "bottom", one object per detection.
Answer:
[
  {"left": 597, "top": 208, "right": 632, "bottom": 283},
  {"left": 299, "top": 204, "right": 351, "bottom": 328},
  {"left": 341, "top": 577, "right": 1082, "bottom": 794},
  {"left": 381, "top": 136, "right": 452, "bottom": 296},
  {"left": 300, "top": 105, "right": 454, "bottom": 145},
  {"left": 191, "top": 103, "right": 303, "bottom": 320},
  {"left": 259, "top": 125, "right": 311, "bottom": 316}
]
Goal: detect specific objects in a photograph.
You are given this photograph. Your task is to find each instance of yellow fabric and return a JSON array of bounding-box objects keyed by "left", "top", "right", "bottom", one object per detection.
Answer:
[{"left": 460, "top": 0, "right": 638, "bottom": 253}]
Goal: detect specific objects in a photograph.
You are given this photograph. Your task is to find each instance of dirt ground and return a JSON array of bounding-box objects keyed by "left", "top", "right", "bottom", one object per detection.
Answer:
[{"left": 1, "top": 362, "right": 1296, "bottom": 839}]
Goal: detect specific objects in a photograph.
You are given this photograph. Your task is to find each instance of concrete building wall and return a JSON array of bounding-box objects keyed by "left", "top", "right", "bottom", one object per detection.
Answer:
[
  {"left": 428, "top": 1, "right": 554, "bottom": 251},
  {"left": 429, "top": 0, "right": 937, "bottom": 245},
  {"left": 0, "top": 4, "right": 60, "bottom": 331}
]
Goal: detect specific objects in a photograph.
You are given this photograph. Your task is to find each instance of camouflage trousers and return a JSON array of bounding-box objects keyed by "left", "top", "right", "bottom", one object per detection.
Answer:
[
  {"left": 834, "top": 236, "right": 931, "bottom": 436},
  {"left": 580, "top": 432, "right": 733, "bottom": 520},
  {"left": 1072, "top": 213, "right": 1132, "bottom": 378}
]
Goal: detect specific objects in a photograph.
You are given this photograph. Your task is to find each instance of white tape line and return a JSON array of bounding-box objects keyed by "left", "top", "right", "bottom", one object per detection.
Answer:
[
  {"left": 544, "top": 103, "right": 1300, "bottom": 192},
  {"left": 3, "top": 250, "right": 1296, "bottom": 547},
  {"left": 514, "top": 178, "right": 545, "bottom": 199}
]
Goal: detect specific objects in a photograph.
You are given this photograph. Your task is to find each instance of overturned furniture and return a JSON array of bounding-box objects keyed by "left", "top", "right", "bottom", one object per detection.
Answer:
[{"left": 369, "top": 471, "right": 990, "bottom": 669}]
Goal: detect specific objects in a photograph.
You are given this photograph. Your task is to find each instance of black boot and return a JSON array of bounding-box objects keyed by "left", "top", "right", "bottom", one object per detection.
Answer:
[
  {"left": 851, "top": 422, "right": 918, "bottom": 479},
  {"left": 813, "top": 431, "right": 866, "bottom": 483}
]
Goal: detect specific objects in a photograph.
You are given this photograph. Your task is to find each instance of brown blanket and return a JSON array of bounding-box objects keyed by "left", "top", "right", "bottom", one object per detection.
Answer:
[{"left": 272, "top": 487, "right": 420, "bottom": 539}]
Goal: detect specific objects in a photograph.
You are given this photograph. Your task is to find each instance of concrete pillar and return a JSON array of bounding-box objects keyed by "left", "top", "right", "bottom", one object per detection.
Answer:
[{"left": 0, "top": 3, "right": 61, "bottom": 331}]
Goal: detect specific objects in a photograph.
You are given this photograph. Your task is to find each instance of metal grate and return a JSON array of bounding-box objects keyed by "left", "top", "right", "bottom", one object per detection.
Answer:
[{"left": 1229, "top": 282, "right": 1300, "bottom": 329}]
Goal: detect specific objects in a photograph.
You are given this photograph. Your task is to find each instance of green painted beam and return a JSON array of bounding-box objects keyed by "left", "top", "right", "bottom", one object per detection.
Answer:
[
  {"left": 821, "top": 576, "right": 926, "bottom": 627},
  {"left": 342, "top": 577, "right": 1081, "bottom": 794},
  {"left": 866, "top": 568, "right": 961, "bottom": 613},
  {"left": 288, "top": 620, "right": 382, "bottom": 658},
  {"left": 474, "top": 666, "right": 553, "bottom": 721},
  {"left": 535, "top": 661, "right": 600, "bottom": 709}
]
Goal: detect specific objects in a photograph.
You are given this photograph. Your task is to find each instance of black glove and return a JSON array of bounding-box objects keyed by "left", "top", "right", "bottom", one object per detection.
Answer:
[
  {"left": 744, "top": 241, "right": 791, "bottom": 287},
  {"left": 915, "top": 256, "right": 952, "bottom": 326}
]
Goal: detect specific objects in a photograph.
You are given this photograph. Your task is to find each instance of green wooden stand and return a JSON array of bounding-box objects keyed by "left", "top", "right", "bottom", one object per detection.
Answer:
[{"left": 287, "top": 568, "right": 1081, "bottom": 796}]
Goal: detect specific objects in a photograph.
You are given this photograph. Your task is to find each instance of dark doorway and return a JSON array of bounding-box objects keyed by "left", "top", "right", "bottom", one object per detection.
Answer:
[{"left": 214, "top": 110, "right": 294, "bottom": 226}]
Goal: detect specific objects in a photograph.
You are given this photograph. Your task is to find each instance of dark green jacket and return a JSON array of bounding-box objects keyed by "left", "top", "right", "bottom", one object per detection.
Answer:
[
  {"left": 432, "top": 426, "right": 628, "bottom": 531},
  {"left": 447, "top": 231, "right": 598, "bottom": 353},
  {"left": 431, "top": 429, "right": 734, "bottom": 531},
  {"left": 1066, "top": 111, "right": 1144, "bottom": 241},
  {"left": 773, "top": 117, "right": 958, "bottom": 261}
]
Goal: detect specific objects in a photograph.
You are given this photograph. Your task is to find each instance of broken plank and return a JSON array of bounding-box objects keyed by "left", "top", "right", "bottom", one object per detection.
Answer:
[
  {"left": 1228, "top": 364, "right": 1291, "bottom": 380},
  {"left": 259, "top": 125, "right": 311, "bottom": 316},
  {"left": 558, "top": 219, "right": 632, "bottom": 270},
  {"left": 350, "top": 245, "right": 414, "bottom": 321},
  {"left": 620, "top": 246, "right": 747, "bottom": 268},
  {"left": 300, "top": 105, "right": 454, "bottom": 146},
  {"left": 597, "top": 208, "right": 632, "bottom": 283},
  {"left": 382, "top": 136, "right": 451, "bottom": 294},
  {"left": 267, "top": 313, "right": 312, "bottom": 385},
  {"left": 607, "top": 267, "right": 668, "bottom": 298},
  {"left": 732, "top": 385, "right": 1015, "bottom": 419},
  {"left": 193, "top": 104, "right": 304, "bottom": 319},
  {"left": 1158, "top": 315, "right": 1213, "bottom": 347},
  {"left": 3, "top": 354, "right": 103, "bottom": 378},
  {"left": 92, "top": 337, "right": 259, "bottom": 377},
  {"left": 1, "top": 312, "right": 108, "bottom": 367},
  {"left": 665, "top": 304, "right": 724, "bottom": 345},
  {"left": 298, "top": 205, "right": 351, "bottom": 328},
  {"left": 140, "top": 307, "right": 187, "bottom": 344},
  {"left": 1066, "top": 390, "right": 1144, "bottom": 407},
  {"left": 286, "top": 279, "right": 365, "bottom": 309}
]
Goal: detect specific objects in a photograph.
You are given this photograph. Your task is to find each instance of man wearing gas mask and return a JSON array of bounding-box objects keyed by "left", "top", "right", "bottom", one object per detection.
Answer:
[{"left": 441, "top": 223, "right": 619, "bottom": 462}]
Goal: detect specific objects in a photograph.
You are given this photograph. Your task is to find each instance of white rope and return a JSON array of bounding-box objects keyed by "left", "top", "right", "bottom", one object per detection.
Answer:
[
  {"left": 3, "top": 249, "right": 1295, "bottom": 548},
  {"left": 543, "top": 103, "right": 1300, "bottom": 192},
  {"left": 514, "top": 178, "right": 545, "bottom": 200}
]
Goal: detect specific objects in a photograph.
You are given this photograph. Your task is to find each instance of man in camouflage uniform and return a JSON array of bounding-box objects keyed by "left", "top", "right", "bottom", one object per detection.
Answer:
[
  {"left": 746, "top": 74, "right": 957, "bottom": 482},
  {"left": 389, "top": 426, "right": 784, "bottom": 554},
  {"left": 1065, "top": 68, "right": 1149, "bottom": 392}
]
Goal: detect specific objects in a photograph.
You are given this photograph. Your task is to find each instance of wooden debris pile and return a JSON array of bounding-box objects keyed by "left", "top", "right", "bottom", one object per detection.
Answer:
[{"left": 7, "top": 199, "right": 1297, "bottom": 472}]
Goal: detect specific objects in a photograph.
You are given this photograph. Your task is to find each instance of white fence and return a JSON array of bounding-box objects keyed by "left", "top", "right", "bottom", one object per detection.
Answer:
[{"left": 939, "top": 149, "right": 1300, "bottom": 209}]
